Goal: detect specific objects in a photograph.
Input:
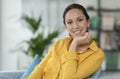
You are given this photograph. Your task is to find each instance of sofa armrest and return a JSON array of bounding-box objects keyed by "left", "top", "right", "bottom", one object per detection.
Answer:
[{"left": 0, "top": 70, "right": 25, "bottom": 79}]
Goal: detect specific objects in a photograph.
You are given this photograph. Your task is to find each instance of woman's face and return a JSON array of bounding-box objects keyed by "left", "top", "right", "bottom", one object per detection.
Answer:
[{"left": 65, "top": 9, "right": 90, "bottom": 38}]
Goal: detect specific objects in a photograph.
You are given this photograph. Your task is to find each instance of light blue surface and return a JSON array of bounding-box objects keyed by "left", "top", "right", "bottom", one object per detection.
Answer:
[
  {"left": 20, "top": 55, "right": 41, "bottom": 79},
  {"left": 0, "top": 70, "right": 24, "bottom": 79}
]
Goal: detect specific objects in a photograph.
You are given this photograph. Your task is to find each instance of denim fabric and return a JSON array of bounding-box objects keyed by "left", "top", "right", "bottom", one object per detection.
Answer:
[{"left": 20, "top": 55, "right": 41, "bottom": 79}]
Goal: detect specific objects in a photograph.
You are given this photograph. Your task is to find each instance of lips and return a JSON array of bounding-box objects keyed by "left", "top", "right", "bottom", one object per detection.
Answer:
[{"left": 73, "top": 30, "right": 81, "bottom": 35}]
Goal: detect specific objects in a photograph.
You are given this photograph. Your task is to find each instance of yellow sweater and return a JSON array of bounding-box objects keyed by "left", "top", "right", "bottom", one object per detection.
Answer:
[{"left": 26, "top": 37, "right": 104, "bottom": 79}]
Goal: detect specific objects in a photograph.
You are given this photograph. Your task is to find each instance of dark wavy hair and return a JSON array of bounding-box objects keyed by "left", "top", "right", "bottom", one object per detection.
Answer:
[{"left": 63, "top": 3, "right": 90, "bottom": 24}]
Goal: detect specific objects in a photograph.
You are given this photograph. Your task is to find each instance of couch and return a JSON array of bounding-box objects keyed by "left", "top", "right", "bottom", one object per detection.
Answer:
[{"left": 0, "top": 70, "right": 24, "bottom": 79}]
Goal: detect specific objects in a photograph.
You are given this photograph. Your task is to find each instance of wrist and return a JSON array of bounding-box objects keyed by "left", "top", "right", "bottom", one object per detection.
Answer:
[{"left": 68, "top": 41, "right": 77, "bottom": 52}]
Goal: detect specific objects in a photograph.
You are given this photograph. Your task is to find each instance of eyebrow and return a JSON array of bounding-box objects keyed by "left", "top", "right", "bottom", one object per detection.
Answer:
[
  {"left": 65, "top": 16, "right": 84, "bottom": 21},
  {"left": 77, "top": 16, "right": 84, "bottom": 19}
]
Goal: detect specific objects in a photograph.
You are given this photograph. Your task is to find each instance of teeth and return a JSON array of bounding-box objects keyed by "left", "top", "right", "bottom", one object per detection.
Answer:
[{"left": 74, "top": 30, "right": 81, "bottom": 34}]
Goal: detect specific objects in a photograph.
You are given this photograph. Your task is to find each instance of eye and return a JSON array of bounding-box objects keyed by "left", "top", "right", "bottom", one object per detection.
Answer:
[
  {"left": 78, "top": 18, "right": 83, "bottom": 22},
  {"left": 67, "top": 21, "right": 73, "bottom": 25}
]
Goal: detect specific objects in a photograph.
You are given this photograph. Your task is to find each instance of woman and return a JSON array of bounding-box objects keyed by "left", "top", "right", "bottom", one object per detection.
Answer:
[{"left": 26, "top": 3, "right": 104, "bottom": 79}]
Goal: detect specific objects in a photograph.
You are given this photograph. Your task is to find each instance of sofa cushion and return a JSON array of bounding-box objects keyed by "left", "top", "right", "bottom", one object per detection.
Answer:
[{"left": 0, "top": 70, "right": 24, "bottom": 79}]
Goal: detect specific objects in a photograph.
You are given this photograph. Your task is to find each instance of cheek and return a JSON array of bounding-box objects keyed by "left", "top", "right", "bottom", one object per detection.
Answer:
[
  {"left": 82, "top": 23, "right": 89, "bottom": 30},
  {"left": 65, "top": 26, "right": 71, "bottom": 33},
  {"left": 83, "top": 27, "right": 88, "bottom": 33},
  {"left": 81, "top": 26, "right": 88, "bottom": 35},
  {"left": 84, "top": 26, "right": 88, "bottom": 31},
  {"left": 80, "top": 25, "right": 87, "bottom": 32},
  {"left": 65, "top": 25, "right": 71, "bottom": 30}
]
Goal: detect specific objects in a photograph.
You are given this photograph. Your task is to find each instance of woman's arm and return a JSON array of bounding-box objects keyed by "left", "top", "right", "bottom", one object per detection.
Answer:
[
  {"left": 62, "top": 49, "right": 104, "bottom": 79},
  {"left": 26, "top": 47, "right": 53, "bottom": 79}
]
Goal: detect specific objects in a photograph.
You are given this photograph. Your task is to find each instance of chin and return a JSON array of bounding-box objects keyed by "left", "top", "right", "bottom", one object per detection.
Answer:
[
  {"left": 73, "top": 35, "right": 81, "bottom": 38},
  {"left": 71, "top": 33, "right": 83, "bottom": 38}
]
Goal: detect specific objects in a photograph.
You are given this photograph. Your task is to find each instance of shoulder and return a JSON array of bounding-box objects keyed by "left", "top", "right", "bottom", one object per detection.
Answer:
[
  {"left": 53, "top": 36, "right": 71, "bottom": 46},
  {"left": 49, "top": 37, "right": 71, "bottom": 54},
  {"left": 49, "top": 37, "right": 71, "bottom": 59}
]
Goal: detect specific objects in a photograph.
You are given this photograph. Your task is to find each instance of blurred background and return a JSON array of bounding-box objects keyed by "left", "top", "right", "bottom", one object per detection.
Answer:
[{"left": 0, "top": 0, "right": 120, "bottom": 79}]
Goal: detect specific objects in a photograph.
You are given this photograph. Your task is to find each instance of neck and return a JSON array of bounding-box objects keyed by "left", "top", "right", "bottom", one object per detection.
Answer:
[{"left": 77, "top": 42, "right": 91, "bottom": 52}]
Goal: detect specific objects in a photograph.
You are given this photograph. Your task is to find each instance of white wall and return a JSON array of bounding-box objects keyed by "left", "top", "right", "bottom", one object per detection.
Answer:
[
  {"left": 0, "top": 0, "right": 23, "bottom": 70},
  {"left": 0, "top": 0, "right": 98, "bottom": 70},
  {"left": 0, "top": 0, "right": 1, "bottom": 69}
]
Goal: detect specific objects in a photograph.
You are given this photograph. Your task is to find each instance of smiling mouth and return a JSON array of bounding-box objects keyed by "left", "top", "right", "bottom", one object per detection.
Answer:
[{"left": 73, "top": 30, "right": 81, "bottom": 35}]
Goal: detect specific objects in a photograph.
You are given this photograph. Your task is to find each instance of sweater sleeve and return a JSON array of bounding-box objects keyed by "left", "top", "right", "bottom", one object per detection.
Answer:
[
  {"left": 62, "top": 49, "right": 104, "bottom": 79},
  {"left": 26, "top": 46, "right": 53, "bottom": 79}
]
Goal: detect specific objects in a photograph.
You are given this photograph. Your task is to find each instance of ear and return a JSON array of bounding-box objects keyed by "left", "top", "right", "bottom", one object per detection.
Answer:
[{"left": 87, "top": 19, "right": 91, "bottom": 28}]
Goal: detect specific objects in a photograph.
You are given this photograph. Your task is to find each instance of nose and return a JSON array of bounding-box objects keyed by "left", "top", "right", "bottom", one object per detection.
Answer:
[{"left": 73, "top": 22, "right": 79, "bottom": 28}]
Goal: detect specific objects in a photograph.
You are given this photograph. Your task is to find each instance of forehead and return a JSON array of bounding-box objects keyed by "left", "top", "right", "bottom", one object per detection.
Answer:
[{"left": 65, "top": 9, "right": 85, "bottom": 20}]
